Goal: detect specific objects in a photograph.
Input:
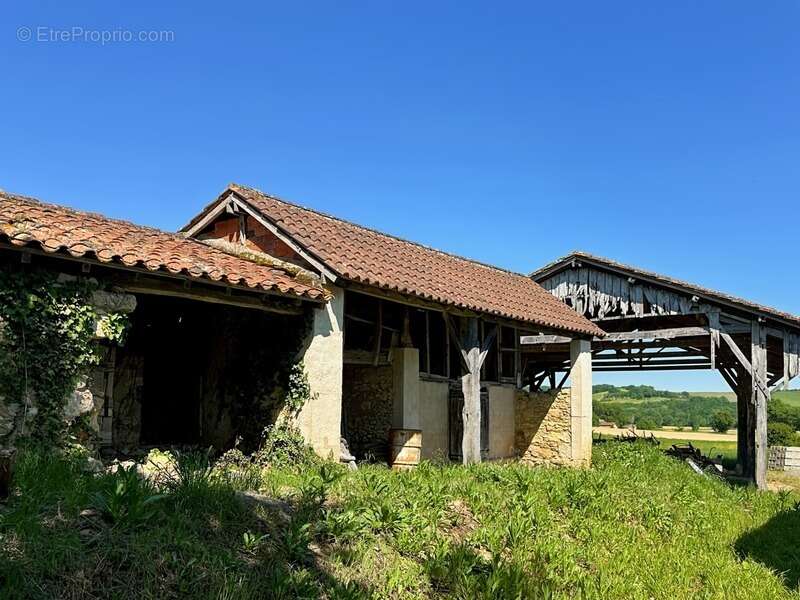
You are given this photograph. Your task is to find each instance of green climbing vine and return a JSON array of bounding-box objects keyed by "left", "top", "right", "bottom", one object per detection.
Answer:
[{"left": 0, "top": 269, "right": 128, "bottom": 446}]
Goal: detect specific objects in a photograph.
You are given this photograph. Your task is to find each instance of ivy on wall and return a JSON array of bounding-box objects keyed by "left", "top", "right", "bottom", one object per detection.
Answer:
[{"left": 0, "top": 269, "right": 127, "bottom": 446}]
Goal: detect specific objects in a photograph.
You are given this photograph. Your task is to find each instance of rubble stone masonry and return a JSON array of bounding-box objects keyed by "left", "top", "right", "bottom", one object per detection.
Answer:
[{"left": 515, "top": 389, "right": 574, "bottom": 466}]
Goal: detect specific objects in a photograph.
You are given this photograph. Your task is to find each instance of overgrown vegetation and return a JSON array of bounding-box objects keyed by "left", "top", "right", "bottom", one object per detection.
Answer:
[
  {"left": 2, "top": 442, "right": 800, "bottom": 598},
  {"left": 0, "top": 270, "right": 127, "bottom": 446},
  {"left": 769, "top": 422, "right": 800, "bottom": 447}
]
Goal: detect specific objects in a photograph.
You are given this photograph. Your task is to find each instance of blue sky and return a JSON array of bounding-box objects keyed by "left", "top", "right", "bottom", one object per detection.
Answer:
[{"left": 2, "top": 2, "right": 798, "bottom": 391}]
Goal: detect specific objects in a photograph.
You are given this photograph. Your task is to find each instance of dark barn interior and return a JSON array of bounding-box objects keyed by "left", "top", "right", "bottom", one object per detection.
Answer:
[{"left": 112, "top": 293, "right": 307, "bottom": 454}]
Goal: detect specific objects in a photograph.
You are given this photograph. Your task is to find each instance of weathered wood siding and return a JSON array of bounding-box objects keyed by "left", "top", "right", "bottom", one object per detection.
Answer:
[{"left": 539, "top": 267, "right": 696, "bottom": 319}]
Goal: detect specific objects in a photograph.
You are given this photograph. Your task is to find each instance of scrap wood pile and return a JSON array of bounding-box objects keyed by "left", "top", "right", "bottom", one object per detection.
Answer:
[
  {"left": 666, "top": 442, "right": 725, "bottom": 478},
  {"left": 594, "top": 430, "right": 660, "bottom": 445}
]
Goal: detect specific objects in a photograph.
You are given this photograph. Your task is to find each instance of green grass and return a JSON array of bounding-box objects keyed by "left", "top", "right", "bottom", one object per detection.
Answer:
[
  {"left": 655, "top": 437, "right": 739, "bottom": 468},
  {"left": 2, "top": 444, "right": 800, "bottom": 598}
]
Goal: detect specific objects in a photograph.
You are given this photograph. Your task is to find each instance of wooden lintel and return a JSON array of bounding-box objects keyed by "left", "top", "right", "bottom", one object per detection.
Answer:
[
  {"left": 521, "top": 326, "right": 708, "bottom": 346},
  {"left": 120, "top": 279, "right": 305, "bottom": 316},
  {"left": 519, "top": 334, "right": 572, "bottom": 345},
  {"left": 1, "top": 242, "right": 323, "bottom": 310},
  {"left": 593, "top": 364, "right": 712, "bottom": 372}
]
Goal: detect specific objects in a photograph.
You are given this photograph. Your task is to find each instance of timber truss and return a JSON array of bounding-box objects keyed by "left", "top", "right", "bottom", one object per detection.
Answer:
[{"left": 526, "top": 252, "right": 800, "bottom": 489}]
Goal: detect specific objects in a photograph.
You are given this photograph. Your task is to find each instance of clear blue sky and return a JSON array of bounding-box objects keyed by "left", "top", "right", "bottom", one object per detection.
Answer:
[{"left": 2, "top": 2, "right": 798, "bottom": 391}]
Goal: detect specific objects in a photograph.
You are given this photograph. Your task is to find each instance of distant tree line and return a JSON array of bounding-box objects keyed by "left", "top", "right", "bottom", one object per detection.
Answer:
[
  {"left": 594, "top": 385, "right": 800, "bottom": 444},
  {"left": 593, "top": 385, "right": 734, "bottom": 431}
]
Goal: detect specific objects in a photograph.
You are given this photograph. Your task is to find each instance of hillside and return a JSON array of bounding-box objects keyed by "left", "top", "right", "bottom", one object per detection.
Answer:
[
  {"left": 2, "top": 444, "right": 799, "bottom": 598},
  {"left": 593, "top": 385, "right": 800, "bottom": 430}
]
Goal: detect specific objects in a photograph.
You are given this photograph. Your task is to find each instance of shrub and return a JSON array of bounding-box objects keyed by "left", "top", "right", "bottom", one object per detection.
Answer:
[
  {"left": 767, "top": 422, "right": 800, "bottom": 447},
  {"left": 637, "top": 418, "right": 657, "bottom": 431},
  {"left": 254, "top": 421, "right": 318, "bottom": 470},
  {"left": 709, "top": 410, "right": 735, "bottom": 433}
]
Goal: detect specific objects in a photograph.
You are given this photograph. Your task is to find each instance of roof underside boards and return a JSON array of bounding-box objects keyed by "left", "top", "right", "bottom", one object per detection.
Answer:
[
  {"left": 532, "top": 251, "right": 800, "bottom": 332},
  {"left": 0, "top": 191, "right": 327, "bottom": 301},
  {"left": 185, "top": 184, "right": 603, "bottom": 337}
]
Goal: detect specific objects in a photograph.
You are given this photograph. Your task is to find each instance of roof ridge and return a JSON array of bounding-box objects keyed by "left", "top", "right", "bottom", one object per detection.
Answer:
[{"left": 230, "top": 183, "right": 533, "bottom": 280}]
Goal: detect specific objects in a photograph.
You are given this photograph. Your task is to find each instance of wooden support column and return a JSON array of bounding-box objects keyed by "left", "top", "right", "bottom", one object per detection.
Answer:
[
  {"left": 461, "top": 318, "right": 482, "bottom": 464},
  {"left": 735, "top": 370, "right": 752, "bottom": 477},
  {"left": 751, "top": 321, "right": 769, "bottom": 489},
  {"left": 445, "top": 315, "right": 496, "bottom": 465}
]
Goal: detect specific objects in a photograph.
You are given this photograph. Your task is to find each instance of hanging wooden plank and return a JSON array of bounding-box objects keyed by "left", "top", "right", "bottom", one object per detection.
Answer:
[{"left": 708, "top": 311, "right": 721, "bottom": 370}]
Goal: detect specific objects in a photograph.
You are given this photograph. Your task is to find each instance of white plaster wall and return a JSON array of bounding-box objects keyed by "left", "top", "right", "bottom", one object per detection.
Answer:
[
  {"left": 297, "top": 286, "right": 344, "bottom": 459},
  {"left": 487, "top": 384, "right": 516, "bottom": 459},
  {"left": 419, "top": 379, "right": 449, "bottom": 460}
]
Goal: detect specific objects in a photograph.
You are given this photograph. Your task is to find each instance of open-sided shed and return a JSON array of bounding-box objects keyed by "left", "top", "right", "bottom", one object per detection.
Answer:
[{"left": 528, "top": 251, "right": 800, "bottom": 488}]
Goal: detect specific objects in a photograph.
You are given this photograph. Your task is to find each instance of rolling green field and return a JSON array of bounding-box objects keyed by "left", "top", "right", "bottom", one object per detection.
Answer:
[
  {"left": 2, "top": 443, "right": 800, "bottom": 598},
  {"left": 594, "top": 389, "right": 800, "bottom": 405},
  {"left": 594, "top": 386, "right": 800, "bottom": 433},
  {"left": 680, "top": 390, "right": 800, "bottom": 405}
]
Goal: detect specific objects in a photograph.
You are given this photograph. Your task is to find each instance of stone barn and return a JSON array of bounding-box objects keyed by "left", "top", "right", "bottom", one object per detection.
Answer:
[
  {"left": 4, "top": 185, "right": 798, "bottom": 488},
  {"left": 181, "top": 184, "right": 601, "bottom": 466},
  {"left": 0, "top": 191, "right": 327, "bottom": 454}
]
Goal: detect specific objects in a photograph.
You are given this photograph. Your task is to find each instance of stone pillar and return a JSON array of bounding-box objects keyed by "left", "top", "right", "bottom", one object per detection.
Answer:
[
  {"left": 569, "top": 339, "right": 593, "bottom": 467},
  {"left": 297, "top": 285, "right": 344, "bottom": 459},
  {"left": 392, "top": 347, "right": 420, "bottom": 430}
]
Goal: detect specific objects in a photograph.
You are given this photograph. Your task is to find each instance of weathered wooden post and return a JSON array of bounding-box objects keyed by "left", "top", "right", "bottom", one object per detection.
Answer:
[
  {"left": 445, "top": 315, "right": 496, "bottom": 465},
  {"left": 751, "top": 321, "right": 769, "bottom": 489},
  {"left": 460, "top": 318, "right": 482, "bottom": 464}
]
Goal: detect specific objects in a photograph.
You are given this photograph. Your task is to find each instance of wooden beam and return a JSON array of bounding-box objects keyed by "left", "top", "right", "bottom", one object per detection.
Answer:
[
  {"left": 2, "top": 242, "right": 323, "bottom": 309},
  {"left": 593, "top": 365, "right": 712, "bottom": 372},
  {"left": 719, "top": 331, "right": 753, "bottom": 377},
  {"left": 182, "top": 194, "right": 234, "bottom": 238},
  {"left": 752, "top": 321, "right": 769, "bottom": 490},
  {"left": 520, "top": 326, "right": 708, "bottom": 346},
  {"left": 599, "top": 327, "right": 709, "bottom": 342},
  {"left": 372, "top": 300, "right": 383, "bottom": 367},
  {"left": 519, "top": 334, "right": 572, "bottom": 344},
  {"left": 718, "top": 367, "right": 739, "bottom": 393},
  {"left": 592, "top": 358, "right": 711, "bottom": 368},
  {"left": 461, "top": 318, "right": 482, "bottom": 465},
  {"left": 231, "top": 197, "right": 339, "bottom": 282},
  {"left": 121, "top": 280, "right": 305, "bottom": 316},
  {"left": 445, "top": 315, "right": 496, "bottom": 465}
]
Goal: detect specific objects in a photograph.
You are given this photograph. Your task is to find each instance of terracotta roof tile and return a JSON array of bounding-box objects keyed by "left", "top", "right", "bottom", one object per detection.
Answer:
[
  {"left": 218, "top": 184, "right": 602, "bottom": 336},
  {"left": 0, "top": 191, "right": 326, "bottom": 301}
]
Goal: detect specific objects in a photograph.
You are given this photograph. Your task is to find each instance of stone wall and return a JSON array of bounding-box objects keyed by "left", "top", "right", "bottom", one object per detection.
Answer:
[
  {"left": 515, "top": 389, "right": 573, "bottom": 466},
  {"left": 342, "top": 364, "right": 393, "bottom": 460},
  {"left": 0, "top": 287, "right": 136, "bottom": 449}
]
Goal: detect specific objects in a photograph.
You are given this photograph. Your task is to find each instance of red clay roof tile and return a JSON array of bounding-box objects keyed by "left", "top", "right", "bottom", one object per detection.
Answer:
[
  {"left": 216, "top": 184, "right": 602, "bottom": 336},
  {"left": 0, "top": 191, "right": 326, "bottom": 301}
]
